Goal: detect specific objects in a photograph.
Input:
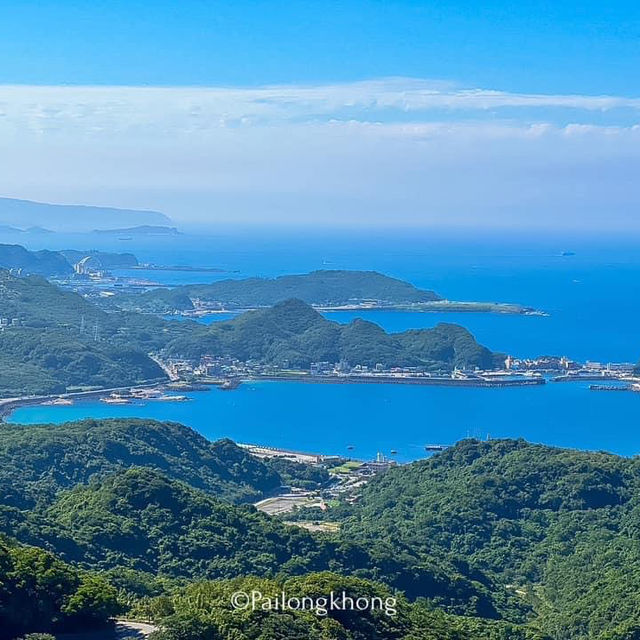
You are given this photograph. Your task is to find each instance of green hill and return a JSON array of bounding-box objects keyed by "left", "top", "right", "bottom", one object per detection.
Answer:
[
  {"left": 334, "top": 439, "right": 640, "bottom": 639},
  {"left": 0, "top": 271, "right": 197, "bottom": 396},
  {"left": 0, "top": 537, "right": 119, "bottom": 640},
  {"left": 0, "top": 418, "right": 281, "bottom": 509},
  {"left": 0, "top": 272, "right": 496, "bottom": 396},
  {"left": 109, "top": 269, "right": 441, "bottom": 313},
  {"left": 43, "top": 467, "right": 313, "bottom": 576},
  {"left": 165, "top": 298, "right": 497, "bottom": 370},
  {"left": 0, "top": 243, "right": 73, "bottom": 276},
  {"left": 140, "top": 573, "right": 546, "bottom": 640},
  {"left": 4, "top": 423, "right": 640, "bottom": 638},
  {"left": 30, "top": 467, "right": 501, "bottom": 615},
  {"left": 0, "top": 419, "right": 516, "bottom": 624}
]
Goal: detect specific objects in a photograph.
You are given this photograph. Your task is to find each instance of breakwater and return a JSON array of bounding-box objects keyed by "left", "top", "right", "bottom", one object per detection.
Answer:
[{"left": 252, "top": 374, "right": 545, "bottom": 388}]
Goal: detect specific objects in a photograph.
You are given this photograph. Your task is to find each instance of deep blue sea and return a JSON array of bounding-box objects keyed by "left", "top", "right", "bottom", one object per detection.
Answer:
[{"left": 8, "top": 228, "right": 640, "bottom": 460}]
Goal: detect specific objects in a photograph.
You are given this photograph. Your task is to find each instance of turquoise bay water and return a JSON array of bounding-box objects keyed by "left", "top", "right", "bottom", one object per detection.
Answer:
[
  {"left": 8, "top": 228, "right": 640, "bottom": 459},
  {"left": 9, "top": 380, "right": 640, "bottom": 462}
]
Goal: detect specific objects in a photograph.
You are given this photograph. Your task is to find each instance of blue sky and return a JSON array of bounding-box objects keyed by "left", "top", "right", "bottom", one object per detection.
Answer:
[
  {"left": 0, "top": 1, "right": 639, "bottom": 230},
  {"left": 1, "top": 0, "right": 639, "bottom": 94}
]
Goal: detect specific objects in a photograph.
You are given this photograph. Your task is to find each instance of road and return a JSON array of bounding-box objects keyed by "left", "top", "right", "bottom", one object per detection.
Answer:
[{"left": 56, "top": 620, "right": 158, "bottom": 639}]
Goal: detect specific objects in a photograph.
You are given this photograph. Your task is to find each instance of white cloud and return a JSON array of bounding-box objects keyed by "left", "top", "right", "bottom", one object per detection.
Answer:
[{"left": 0, "top": 79, "right": 639, "bottom": 230}]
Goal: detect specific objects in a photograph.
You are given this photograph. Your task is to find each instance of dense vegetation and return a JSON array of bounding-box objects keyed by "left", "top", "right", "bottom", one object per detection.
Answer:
[
  {"left": 108, "top": 269, "right": 441, "bottom": 313},
  {"left": 6, "top": 421, "right": 640, "bottom": 638},
  {"left": 0, "top": 419, "right": 532, "bottom": 638},
  {"left": 0, "top": 272, "right": 494, "bottom": 396},
  {"left": 0, "top": 537, "right": 119, "bottom": 639},
  {"left": 0, "top": 243, "right": 138, "bottom": 276},
  {"left": 334, "top": 439, "right": 640, "bottom": 640},
  {"left": 26, "top": 466, "right": 498, "bottom": 613},
  {"left": 0, "top": 271, "right": 196, "bottom": 396},
  {"left": 0, "top": 244, "right": 73, "bottom": 276},
  {"left": 0, "top": 419, "right": 281, "bottom": 508},
  {"left": 139, "top": 573, "right": 546, "bottom": 640},
  {"left": 164, "top": 298, "right": 498, "bottom": 370},
  {"left": 0, "top": 430, "right": 503, "bottom": 617}
]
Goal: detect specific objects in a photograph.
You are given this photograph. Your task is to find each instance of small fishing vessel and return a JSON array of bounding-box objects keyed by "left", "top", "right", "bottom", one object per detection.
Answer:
[
  {"left": 42, "top": 397, "right": 74, "bottom": 406},
  {"left": 425, "top": 444, "right": 449, "bottom": 452},
  {"left": 153, "top": 394, "right": 189, "bottom": 402},
  {"left": 100, "top": 395, "right": 131, "bottom": 405},
  {"left": 219, "top": 379, "right": 241, "bottom": 391}
]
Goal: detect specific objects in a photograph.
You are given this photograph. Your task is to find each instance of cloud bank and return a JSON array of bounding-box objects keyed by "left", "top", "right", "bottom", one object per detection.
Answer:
[{"left": 0, "top": 78, "right": 639, "bottom": 231}]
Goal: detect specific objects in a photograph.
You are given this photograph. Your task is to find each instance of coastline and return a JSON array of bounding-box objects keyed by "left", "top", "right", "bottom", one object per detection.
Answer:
[
  {"left": 177, "top": 300, "right": 548, "bottom": 318},
  {"left": 0, "top": 379, "right": 166, "bottom": 421}
]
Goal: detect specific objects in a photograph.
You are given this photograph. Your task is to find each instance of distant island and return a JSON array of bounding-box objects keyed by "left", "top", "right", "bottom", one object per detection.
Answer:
[
  {"left": 93, "top": 225, "right": 181, "bottom": 236},
  {"left": 104, "top": 269, "right": 544, "bottom": 316},
  {"left": 0, "top": 196, "right": 172, "bottom": 232}
]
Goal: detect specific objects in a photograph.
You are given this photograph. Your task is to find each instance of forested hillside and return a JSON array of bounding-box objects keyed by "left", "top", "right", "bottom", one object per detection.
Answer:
[
  {"left": 107, "top": 269, "right": 441, "bottom": 313},
  {"left": 0, "top": 537, "right": 120, "bottom": 640},
  {"left": 0, "top": 273, "right": 494, "bottom": 397},
  {"left": 0, "top": 244, "right": 73, "bottom": 275},
  {"left": 139, "top": 573, "right": 546, "bottom": 640},
  {"left": 165, "top": 298, "right": 498, "bottom": 370},
  {"left": 0, "top": 419, "right": 281, "bottom": 508},
  {"left": 0, "top": 419, "right": 541, "bottom": 639},
  {"left": 0, "top": 272, "right": 193, "bottom": 396},
  {"left": 6, "top": 421, "right": 638, "bottom": 637},
  {"left": 336, "top": 439, "right": 640, "bottom": 640}
]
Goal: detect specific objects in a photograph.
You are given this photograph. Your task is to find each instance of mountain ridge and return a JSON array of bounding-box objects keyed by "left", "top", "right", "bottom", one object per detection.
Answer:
[
  {"left": 0, "top": 197, "right": 172, "bottom": 232},
  {"left": 109, "top": 269, "right": 441, "bottom": 313},
  {"left": 165, "top": 297, "right": 498, "bottom": 370}
]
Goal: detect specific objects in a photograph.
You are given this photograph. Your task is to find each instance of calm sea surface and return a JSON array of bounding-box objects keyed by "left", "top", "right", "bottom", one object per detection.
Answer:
[{"left": 9, "top": 228, "right": 640, "bottom": 459}]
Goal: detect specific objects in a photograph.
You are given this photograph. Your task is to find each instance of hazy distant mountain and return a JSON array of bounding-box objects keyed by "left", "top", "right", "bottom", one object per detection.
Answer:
[
  {"left": 0, "top": 244, "right": 141, "bottom": 276},
  {"left": 0, "top": 197, "right": 172, "bottom": 232},
  {"left": 93, "top": 225, "right": 181, "bottom": 236},
  {"left": 0, "top": 244, "right": 73, "bottom": 276}
]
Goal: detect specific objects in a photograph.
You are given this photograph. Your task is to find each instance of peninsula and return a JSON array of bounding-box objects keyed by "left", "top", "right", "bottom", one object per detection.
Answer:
[
  {"left": 0, "top": 196, "right": 171, "bottom": 232},
  {"left": 0, "top": 270, "right": 522, "bottom": 400},
  {"left": 102, "top": 269, "right": 545, "bottom": 316}
]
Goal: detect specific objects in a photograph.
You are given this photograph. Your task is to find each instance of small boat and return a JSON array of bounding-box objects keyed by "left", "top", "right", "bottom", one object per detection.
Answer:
[
  {"left": 42, "top": 397, "right": 74, "bottom": 406},
  {"left": 219, "top": 379, "right": 241, "bottom": 391},
  {"left": 425, "top": 444, "right": 448, "bottom": 452},
  {"left": 155, "top": 394, "right": 189, "bottom": 402},
  {"left": 346, "top": 445, "right": 355, "bottom": 451},
  {"left": 100, "top": 396, "right": 131, "bottom": 405},
  {"left": 390, "top": 450, "right": 398, "bottom": 455}
]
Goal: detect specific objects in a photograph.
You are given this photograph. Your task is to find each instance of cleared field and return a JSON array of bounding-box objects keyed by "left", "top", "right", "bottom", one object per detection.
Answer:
[{"left": 254, "top": 494, "right": 325, "bottom": 515}]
